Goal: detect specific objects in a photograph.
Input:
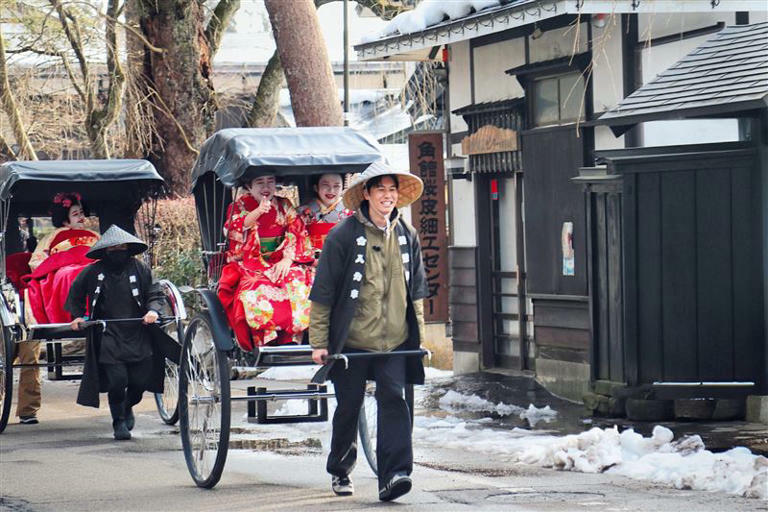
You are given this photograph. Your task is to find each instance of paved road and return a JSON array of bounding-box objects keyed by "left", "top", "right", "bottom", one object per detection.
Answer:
[{"left": 1, "top": 378, "right": 764, "bottom": 511}]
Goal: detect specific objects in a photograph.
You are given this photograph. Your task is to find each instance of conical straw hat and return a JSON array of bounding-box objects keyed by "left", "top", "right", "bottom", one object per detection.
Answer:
[
  {"left": 86, "top": 225, "right": 148, "bottom": 259},
  {"left": 342, "top": 160, "right": 423, "bottom": 211}
]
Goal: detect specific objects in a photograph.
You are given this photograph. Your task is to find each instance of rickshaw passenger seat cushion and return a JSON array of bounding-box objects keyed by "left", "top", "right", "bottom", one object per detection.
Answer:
[{"left": 6, "top": 252, "right": 32, "bottom": 289}]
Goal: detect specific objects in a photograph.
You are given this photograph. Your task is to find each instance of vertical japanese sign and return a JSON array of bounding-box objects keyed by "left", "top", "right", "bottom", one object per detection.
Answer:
[{"left": 409, "top": 132, "right": 448, "bottom": 322}]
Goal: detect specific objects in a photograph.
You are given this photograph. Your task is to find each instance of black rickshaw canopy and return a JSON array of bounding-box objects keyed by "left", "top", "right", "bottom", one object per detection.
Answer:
[
  {"left": 0, "top": 159, "right": 165, "bottom": 246},
  {"left": 191, "top": 127, "right": 386, "bottom": 188},
  {"left": 0, "top": 159, "right": 163, "bottom": 203}
]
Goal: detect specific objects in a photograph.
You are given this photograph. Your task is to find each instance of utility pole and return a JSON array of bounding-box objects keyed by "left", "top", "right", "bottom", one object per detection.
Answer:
[{"left": 343, "top": 0, "right": 350, "bottom": 126}]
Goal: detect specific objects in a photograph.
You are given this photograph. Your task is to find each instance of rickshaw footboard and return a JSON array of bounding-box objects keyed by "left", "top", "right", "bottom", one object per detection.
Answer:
[{"left": 245, "top": 384, "right": 330, "bottom": 424}]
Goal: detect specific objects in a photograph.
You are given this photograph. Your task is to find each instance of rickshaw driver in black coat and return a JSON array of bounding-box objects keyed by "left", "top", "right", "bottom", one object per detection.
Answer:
[
  {"left": 309, "top": 160, "right": 428, "bottom": 502},
  {"left": 65, "top": 225, "right": 168, "bottom": 441}
]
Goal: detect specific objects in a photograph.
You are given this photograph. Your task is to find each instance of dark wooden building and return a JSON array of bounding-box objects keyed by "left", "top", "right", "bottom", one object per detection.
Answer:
[{"left": 583, "top": 22, "right": 768, "bottom": 403}]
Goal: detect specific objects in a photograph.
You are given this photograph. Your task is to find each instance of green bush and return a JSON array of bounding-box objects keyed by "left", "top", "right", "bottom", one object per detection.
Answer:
[
  {"left": 154, "top": 247, "right": 205, "bottom": 287},
  {"left": 149, "top": 197, "right": 205, "bottom": 288}
]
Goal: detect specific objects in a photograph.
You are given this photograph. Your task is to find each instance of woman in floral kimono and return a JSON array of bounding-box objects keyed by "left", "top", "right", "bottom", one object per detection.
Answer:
[
  {"left": 16, "top": 192, "right": 99, "bottom": 425},
  {"left": 24, "top": 192, "right": 100, "bottom": 324},
  {"left": 298, "top": 173, "right": 352, "bottom": 257},
  {"left": 218, "top": 174, "right": 315, "bottom": 350}
]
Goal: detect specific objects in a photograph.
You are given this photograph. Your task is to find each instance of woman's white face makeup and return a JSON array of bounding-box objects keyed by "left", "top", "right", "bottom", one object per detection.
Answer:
[
  {"left": 66, "top": 204, "right": 86, "bottom": 228},
  {"left": 248, "top": 175, "right": 277, "bottom": 202},
  {"left": 315, "top": 174, "right": 343, "bottom": 208}
]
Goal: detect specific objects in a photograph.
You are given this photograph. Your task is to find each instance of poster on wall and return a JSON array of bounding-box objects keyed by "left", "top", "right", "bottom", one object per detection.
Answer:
[
  {"left": 562, "top": 221, "right": 574, "bottom": 276},
  {"left": 408, "top": 132, "right": 448, "bottom": 322}
]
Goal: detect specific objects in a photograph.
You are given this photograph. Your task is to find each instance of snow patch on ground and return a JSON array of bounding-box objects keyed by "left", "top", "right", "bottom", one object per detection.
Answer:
[
  {"left": 439, "top": 389, "right": 525, "bottom": 416},
  {"left": 234, "top": 367, "right": 766, "bottom": 500},
  {"left": 414, "top": 416, "right": 767, "bottom": 499},
  {"left": 436, "top": 389, "right": 557, "bottom": 427},
  {"left": 424, "top": 367, "right": 454, "bottom": 380}
]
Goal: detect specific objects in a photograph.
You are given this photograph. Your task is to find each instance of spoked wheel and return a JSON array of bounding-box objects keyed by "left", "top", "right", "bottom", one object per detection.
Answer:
[
  {"left": 358, "top": 383, "right": 378, "bottom": 475},
  {"left": 154, "top": 280, "right": 186, "bottom": 425},
  {"left": 358, "top": 382, "right": 415, "bottom": 475},
  {"left": 154, "top": 317, "right": 182, "bottom": 425},
  {"left": 0, "top": 326, "right": 13, "bottom": 434},
  {"left": 179, "top": 313, "right": 230, "bottom": 488}
]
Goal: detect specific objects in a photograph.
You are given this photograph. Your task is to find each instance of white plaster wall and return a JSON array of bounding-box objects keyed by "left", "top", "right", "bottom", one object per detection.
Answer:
[
  {"left": 529, "top": 23, "right": 588, "bottom": 64},
  {"left": 751, "top": 11, "right": 768, "bottom": 24},
  {"left": 472, "top": 38, "right": 525, "bottom": 103},
  {"left": 448, "top": 40, "right": 471, "bottom": 135},
  {"left": 642, "top": 119, "right": 740, "bottom": 147},
  {"left": 638, "top": 13, "right": 735, "bottom": 41},
  {"left": 450, "top": 177, "right": 477, "bottom": 247},
  {"left": 591, "top": 18, "right": 624, "bottom": 114},
  {"left": 640, "top": 34, "right": 740, "bottom": 146},
  {"left": 595, "top": 125, "right": 625, "bottom": 151}
]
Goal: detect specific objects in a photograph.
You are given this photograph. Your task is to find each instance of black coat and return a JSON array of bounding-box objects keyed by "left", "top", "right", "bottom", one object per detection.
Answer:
[
  {"left": 65, "top": 259, "right": 179, "bottom": 408},
  {"left": 309, "top": 211, "right": 428, "bottom": 384}
]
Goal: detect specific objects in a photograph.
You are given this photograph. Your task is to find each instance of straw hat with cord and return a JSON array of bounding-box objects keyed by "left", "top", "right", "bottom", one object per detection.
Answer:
[
  {"left": 342, "top": 160, "right": 424, "bottom": 211},
  {"left": 86, "top": 225, "right": 148, "bottom": 260}
]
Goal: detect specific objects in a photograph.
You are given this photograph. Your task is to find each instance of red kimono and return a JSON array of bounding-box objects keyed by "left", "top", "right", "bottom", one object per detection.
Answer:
[
  {"left": 23, "top": 227, "right": 99, "bottom": 324},
  {"left": 218, "top": 195, "right": 314, "bottom": 350},
  {"left": 298, "top": 198, "right": 352, "bottom": 253}
]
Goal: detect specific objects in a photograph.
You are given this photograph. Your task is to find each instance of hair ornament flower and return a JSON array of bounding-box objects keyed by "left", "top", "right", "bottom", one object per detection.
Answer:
[{"left": 52, "top": 192, "right": 82, "bottom": 206}]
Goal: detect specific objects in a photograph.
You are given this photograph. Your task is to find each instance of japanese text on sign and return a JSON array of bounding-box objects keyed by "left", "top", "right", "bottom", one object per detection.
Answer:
[{"left": 409, "top": 133, "right": 448, "bottom": 322}]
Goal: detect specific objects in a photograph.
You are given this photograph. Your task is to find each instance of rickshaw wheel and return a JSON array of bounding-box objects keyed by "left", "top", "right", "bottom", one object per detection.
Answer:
[
  {"left": 358, "top": 384, "right": 377, "bottom": 475},
  {"left": 179, "top": 312, "right": 230, "bottom": 488},
  {"left": 0, "top": 326, "right": 13, "bottom": 434},
  {"left": 154, "top": 317, "right": 183, "bottom": 425},
  {"left": 154, "top": 280, "right": 186, "bottom": 425},
  {"left": 357, "top": 383, "right": 415, "bottom": 476}
]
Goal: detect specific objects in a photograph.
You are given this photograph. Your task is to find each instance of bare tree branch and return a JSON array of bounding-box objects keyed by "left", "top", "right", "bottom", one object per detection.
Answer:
[
  {"left": 93, "top": 0, "right": 126, "bottom": 135},
  {"left": 0, "top": 132, "right": 18, "bottom": 160},
  {"left": 205, "top": 0, "right": 241, "bottom": 57},
  {"left": 58, "top": 51, "right": 87, "bottom": 102},
  {"left": 147, "top": 88, "right": 200, "bottom": 156},
  {"left": 0, "top": 30, "right": 37, "bottom": 160},
  {"left": 50, "top": 0, "right": 94, "bottom": 113},
  {"left": 245, "top": 50, "right": 283, "bottom": 127},
  {"left": 6, "top": 46, "right": 60, "bottom": 56}
]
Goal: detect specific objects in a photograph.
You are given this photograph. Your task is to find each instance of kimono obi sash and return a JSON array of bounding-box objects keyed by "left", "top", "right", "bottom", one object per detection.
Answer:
[
  {"left": 257, "top": 224, "right": 285, "bottom": 259},
  {"left": 49, "top": 229, "right": 99, "bottom": 256},
  {"left": 307, "top": 222, "right": 335, "bottom": 251},
  {"left": 259, "top": 236, "right": 284, "bottom": 258}
]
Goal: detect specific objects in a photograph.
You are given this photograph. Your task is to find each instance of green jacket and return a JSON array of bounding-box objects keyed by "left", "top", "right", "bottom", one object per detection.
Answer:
[{"left": 310, "top": 209, "right": 425, "bottom": 352}]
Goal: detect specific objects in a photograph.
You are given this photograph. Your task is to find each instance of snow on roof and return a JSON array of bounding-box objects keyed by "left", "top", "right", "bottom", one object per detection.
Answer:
[{"left": 358, "top": 0, "right": 502, "bottom": 43}]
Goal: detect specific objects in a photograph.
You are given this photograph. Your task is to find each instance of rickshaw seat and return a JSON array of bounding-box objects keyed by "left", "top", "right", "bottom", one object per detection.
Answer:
[{"left": 6, "top": 252, "right": 31, "bottom": 290}]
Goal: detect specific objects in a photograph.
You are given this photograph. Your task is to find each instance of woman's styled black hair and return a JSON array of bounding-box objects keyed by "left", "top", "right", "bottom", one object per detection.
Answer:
[
  {"left": 50, "top": 192, "right": 88, "bottom": 228},
  {"left": 364, "top": 174, "right": 399, "bottom": 193},
  {"left": 311, "top": 172, "right": 345, "bottom": 189}
]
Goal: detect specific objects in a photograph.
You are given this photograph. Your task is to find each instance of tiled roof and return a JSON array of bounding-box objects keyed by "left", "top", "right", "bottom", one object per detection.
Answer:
[{"left": 599, "top": 22, "right": 768, "bottom": 128}]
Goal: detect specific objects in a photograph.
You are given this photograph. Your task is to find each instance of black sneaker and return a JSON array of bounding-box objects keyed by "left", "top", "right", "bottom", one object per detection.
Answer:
[
  {"left": 19, "top": 416, "right": 39, "bottom": 425},
  {"left": 113, "top": 421, "right": 131, "bottom": 441},
  {"left": 331, "top": 475, "right": 353, "bottom": 496},
  {"left": 379, "top": 473, "right": 412, "bottom": 502},
  {"left": 125, "top": 407, "right": 135, "bottom": 431}
]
